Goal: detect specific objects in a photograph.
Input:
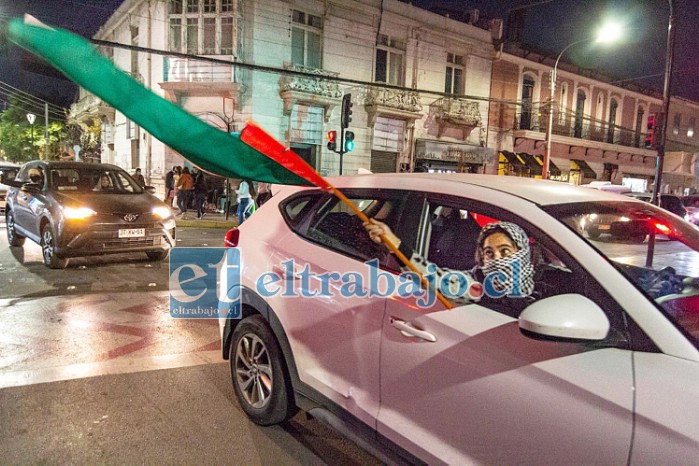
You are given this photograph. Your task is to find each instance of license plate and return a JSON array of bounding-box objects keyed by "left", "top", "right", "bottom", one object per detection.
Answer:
[
  {"left": 598, "top": 224, "right": 611, "bottom": 230},
  {"left": 118, "top": 228, "right": 145, "bottom": 238}
]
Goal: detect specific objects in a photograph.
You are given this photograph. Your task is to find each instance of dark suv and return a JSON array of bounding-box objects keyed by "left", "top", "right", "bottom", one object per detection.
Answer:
[{"left": 4, "top": 161, "right": 175, "bottom": 268}]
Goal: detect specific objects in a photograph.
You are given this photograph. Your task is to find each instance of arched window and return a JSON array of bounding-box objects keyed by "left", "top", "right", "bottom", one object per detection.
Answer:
[
  {"left": 607, "top": 99, "right": 618, "bottom": 143},
  {"left": 634, "top": 106, "right": 645, "bottom": 147},
  {"left": 558, "top": 82, "right": 568, "bottom": 124},
  {"left": 595, "top": 93, "right": 605, "bottom": 128},
  {"left": 574, "top": 89, "right": 587, "bottom": 138},
  {"left": 520, "top": 74, "right": 535, "bottom": 130}
]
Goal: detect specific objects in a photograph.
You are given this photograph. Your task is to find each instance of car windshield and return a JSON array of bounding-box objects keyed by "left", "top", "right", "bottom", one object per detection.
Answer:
[
  {"left": 544, "top": 201, "right": 699, "bottom": 347},
  {"left": 49, "top": 167, "right": 143, "bottom": 194}
]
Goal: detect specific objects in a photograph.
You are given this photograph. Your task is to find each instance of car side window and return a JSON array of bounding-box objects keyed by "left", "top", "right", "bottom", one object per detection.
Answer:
[{"left": 285, "top": 189, "right": 421, "bottom": 267}]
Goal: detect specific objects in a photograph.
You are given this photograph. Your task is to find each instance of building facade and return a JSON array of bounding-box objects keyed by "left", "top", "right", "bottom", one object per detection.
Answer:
[
  {"left": 70, "top": 0, "right": 497, "bottom": 196},
  {"left": 487, "top": 45, "right": 699, "bottom": 194}
]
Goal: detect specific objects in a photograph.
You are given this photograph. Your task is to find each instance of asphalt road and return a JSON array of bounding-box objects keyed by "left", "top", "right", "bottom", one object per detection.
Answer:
[{"left": 0, "top": 223, "right": 380, "bottom": 465}]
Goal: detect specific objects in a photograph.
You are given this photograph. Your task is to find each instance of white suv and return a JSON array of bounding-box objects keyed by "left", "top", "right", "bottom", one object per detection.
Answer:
[
  {"left": 0, "top": 162, "right": 20, "bottom": 214},
  {"left": 220, "top": 173, "right": 699, "bottom": 464}
]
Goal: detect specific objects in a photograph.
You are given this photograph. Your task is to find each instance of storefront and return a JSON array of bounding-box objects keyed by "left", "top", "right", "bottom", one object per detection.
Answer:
[{"left": 415, "top": 140, "right": 489, "bottom": 173}]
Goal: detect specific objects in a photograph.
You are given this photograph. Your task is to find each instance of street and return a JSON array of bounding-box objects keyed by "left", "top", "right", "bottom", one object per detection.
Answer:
[{"left": 0, "top": 222, "right": 379, "bottom": 464}]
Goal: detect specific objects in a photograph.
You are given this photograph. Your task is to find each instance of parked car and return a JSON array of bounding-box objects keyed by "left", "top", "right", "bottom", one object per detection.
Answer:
[
  {"left": 0, "top": 161, "right": 21, "bottom": 214},
  {"left": 3, "top": 161, "right": 175, "bottom": 268},
  {"left": 625, "top": 192, "right": 688, "bottom": 219},
  {"left": 218, "top": 173, "right": 699, "bottom": 464}
]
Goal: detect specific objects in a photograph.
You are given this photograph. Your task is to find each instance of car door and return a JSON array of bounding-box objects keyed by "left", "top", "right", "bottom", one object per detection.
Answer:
[
  {"left": 12, "top": 163, "right": 43, "bottom": 240},
  {"left": 270, "top": 189, "right": 422, "bottom": 427},
  {"left": 377, "top": 195, "right": 635, "bottom": 464}
]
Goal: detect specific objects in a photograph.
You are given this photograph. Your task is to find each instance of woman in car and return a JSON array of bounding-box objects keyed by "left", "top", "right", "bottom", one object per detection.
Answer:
[{"left": 363, "top": 219, "right": 535, "bottom": 305}]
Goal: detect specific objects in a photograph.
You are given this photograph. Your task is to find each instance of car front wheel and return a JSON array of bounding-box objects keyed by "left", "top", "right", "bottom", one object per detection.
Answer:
[
  {"left": 230, "top": 315, "right": 297, "bottom": 426},
  {"left": 146, "top": 249, "right": 170, "bottom": 261},
  {"left": 6, "top": 210, "right": 25, "bottom": 247},
  {"left": 41, "top": 224, "right": 68, "bottom": 269}
]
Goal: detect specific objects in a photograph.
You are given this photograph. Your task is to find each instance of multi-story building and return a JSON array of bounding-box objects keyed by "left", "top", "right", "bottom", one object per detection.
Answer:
[
  {"left": 70, "top": 0, "right": 497, "bottom": 195},
  {"left": 487, "top": 43, "right": 699, "bottom": 194}
]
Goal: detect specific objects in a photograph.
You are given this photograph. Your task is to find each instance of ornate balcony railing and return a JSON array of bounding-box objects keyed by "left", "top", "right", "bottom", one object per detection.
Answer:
[
  {"left": 163, "top": 56, "right": 236, "bottom": 83},
  {"left": 432, "top": 97, "right": 481, "bottom": 127},
  {"left": 515, "top": 110, "right": 649, "bottom": 150},
  {"left": 364, "top": 87, "right": 421, "bottom": 113},
  {"left": 278, "top": 64, "right": 342, "bottom": 99}
]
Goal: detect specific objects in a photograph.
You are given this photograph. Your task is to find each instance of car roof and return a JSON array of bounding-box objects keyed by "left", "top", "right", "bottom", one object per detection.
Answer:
[
  {"left": 31, "top": 161, "right": 123, "bottom": 170},
  {"left": 318, "top": 173, "right": 636, "bottom": 206},
  {"left": 0, "top": 161, "right": 21, "bottom": 168}
]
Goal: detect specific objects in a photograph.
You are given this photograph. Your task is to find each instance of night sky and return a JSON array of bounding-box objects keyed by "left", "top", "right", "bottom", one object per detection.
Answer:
[{"left": 0, "top": 0, "right": 697, "bottom": 108}]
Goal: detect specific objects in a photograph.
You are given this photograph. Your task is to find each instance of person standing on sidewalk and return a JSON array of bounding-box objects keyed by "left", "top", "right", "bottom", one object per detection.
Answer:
[
  {"left": 235, "top": 179, "right": 254, "bottom": 225},
  {"left": 164, "top": 166, "right": 176, "bottom": 206},
  {"left": 256, "top": 181, "right": 271, "bottom": 206},
  {"left": 176, "top": 167, "right": 194, "bottom": 217},
  {"left": 193, "top": 168, "right": 208, "bottom": 219}
]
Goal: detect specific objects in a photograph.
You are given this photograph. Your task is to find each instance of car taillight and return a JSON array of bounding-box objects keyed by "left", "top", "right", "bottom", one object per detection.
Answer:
[
  {"left": 224, "top": 228, "right": 239, "bottom": 247},
  {"left": 654, "top": 222, "right": 672, "bottom": 235}
]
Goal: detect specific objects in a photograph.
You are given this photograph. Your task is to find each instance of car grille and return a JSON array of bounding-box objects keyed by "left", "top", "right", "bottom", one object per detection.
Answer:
[{"left": 64, "top": 221, "right": 168, "bottom": 251}]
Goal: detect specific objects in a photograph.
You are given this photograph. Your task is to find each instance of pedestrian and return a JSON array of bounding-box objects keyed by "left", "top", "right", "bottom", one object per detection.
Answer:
[
  {"left": 164, "top": 166, "right": 176, "bottom": 206},
  {"left": 257, "top": 181, "right": 271, "bottom": 206},
  {"left": 176, "top": 167, "right": 193, "bottom": 217},
  {"left": 193, "top": 168, "right": 208, "bottom": 219},
  {"left": 235, "top": 179, "right": 255, "bottom": 225},
  {"left": 133, "top": 167, "right": 146, "bottom": 187}
]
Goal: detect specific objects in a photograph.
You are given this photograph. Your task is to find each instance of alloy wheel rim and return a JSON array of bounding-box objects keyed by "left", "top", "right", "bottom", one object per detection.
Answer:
[
  {"left": 7, "top": 214, "right": 15, "bottom": 242},
  {"left": 42, "top": 229, "right": 54, "bottom": 263},
  {"left": 235, "top": 333, "right": 273, "bottom": 409}
]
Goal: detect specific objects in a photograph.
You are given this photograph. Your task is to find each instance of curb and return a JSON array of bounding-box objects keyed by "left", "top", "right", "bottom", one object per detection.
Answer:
[{"left": 175, "top": 216, "right": 239, "bottom": 229}]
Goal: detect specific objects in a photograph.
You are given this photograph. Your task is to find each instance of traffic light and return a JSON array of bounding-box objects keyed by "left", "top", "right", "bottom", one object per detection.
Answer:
[
  {"left": 644, "top": 113, "right": 657, "bottom": 149},
  {"left": 327, "top": 130, "right": 337, "bottom": 151},
  {"left": 344, "top": 131, "right": 355, "bottom": 152},
  {"left": 341, "top": 93, "right": 353, "bottom": 129}
]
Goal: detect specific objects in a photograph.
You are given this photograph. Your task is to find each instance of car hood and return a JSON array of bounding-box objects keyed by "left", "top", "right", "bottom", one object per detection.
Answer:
[{"left": 54, "top": 191, "right": 160, "bottom": 214}]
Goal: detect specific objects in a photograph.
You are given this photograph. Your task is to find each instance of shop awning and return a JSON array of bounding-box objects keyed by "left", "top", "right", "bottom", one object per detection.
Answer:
[
  {"left": 519, "top": 152, "right": 542, "bottom": 176},
  {"left": 534, "top": 155, "right": 561, "bottom": 176},
  {"left": 500, "top": 151, "right": 526, "bottom": 168},
  {"left": 571, "top": 159, "right": 597, "bottom": 179}
]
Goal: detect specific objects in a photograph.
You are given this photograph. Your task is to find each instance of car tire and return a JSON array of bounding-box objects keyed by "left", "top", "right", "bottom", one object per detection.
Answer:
[
  {"left": 587, "top": 229, "right": 600, "bottom": 239},
  {"left": 230, "top": 315, "right": 297, "bottom": 426},
  {"left": 6, "top": 210, "right": 25, "bottom": 247},
  {"left": 146, "top": 249, "right": 170, "bottom": 261},
  {"left": 40, "top": 224, "right": 68, "bottom": 269},
  {"left": 631, "top": 233, "right": 647, "bottom": 244}
]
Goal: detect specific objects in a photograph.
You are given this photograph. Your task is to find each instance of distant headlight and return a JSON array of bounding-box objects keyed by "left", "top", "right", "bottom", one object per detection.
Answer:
[
  {"left": 152, "top": 206, "right": 172, "bottom": 219},
  {"left": 63, "top": 206, "right": 96, "bottom": 220}
]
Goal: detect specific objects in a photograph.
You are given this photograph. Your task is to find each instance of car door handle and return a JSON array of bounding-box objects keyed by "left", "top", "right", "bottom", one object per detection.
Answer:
[{"left": 389, "top": 317, "right": 437, "bottom": 342}]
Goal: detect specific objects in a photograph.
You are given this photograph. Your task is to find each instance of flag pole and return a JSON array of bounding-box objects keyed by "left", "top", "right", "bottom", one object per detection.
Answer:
[{"left": 241, "top": 121, "right": 453, "bottom": 309}]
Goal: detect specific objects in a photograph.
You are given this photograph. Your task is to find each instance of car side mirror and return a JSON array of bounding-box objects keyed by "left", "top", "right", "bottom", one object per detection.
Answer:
[
  {"left": 519, "top": 294, "right": 610, "bottom": 341},
  {"left": 144, "top": 185, "right": 156, "bottom": 195},
  {"left": 21, "top": 182, "right": 42, "bottom": 194}
]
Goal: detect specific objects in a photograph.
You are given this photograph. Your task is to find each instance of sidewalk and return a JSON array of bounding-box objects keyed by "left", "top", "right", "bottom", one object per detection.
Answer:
[{"left": 174, "top": 210, "right": 239, "bottom": 228}]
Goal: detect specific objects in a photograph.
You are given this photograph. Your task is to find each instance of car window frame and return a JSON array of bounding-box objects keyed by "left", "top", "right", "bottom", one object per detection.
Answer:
[
  {"left": 414, "top": 192, "right": 644, "bottom": 349},
  {"left": 279, "top": 188, "right": 424, "bottom": 270}
]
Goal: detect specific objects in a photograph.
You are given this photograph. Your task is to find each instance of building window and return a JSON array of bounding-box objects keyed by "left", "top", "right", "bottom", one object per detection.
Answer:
[
  {"left": 168, "top": 0, "right": 235, "bottom": 55},
  {"left": 673, "top": 113, "right": 681, "bottom": 136},
  {"left": 607, "top": 99, "right": 618, "bottom": 144},
  {"left": 558, "top": 82, "right": 568, "bottom": 123},
  {"left": 445, "top": 53, "right": 464, "bottom": 95},
  {"left": 375, "top": 34, "right": 405, "bottom": 86},
  {"left": 126, "top": 119, "right": 138, "bottom": 140},
  {"left": 519, "top": 74, "right": 534, "bottom": 130},
  {"left": 291, "top": 9, "right": 322, "bottom": 68},
  {"left": 688, "top": 117, "right": 695, "bottom": 138},
  {"left": 373, "top": 116, "right": 405, "bottom": 152},
  {"left": 595, "top": 93, "right": 604, "bottom": 128}
]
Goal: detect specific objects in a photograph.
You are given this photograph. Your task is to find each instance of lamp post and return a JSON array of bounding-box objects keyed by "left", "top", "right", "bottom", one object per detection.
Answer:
[
  {"left": 542, "top": 24, "right": 622, "bottom": 180},
  {"left": 646, "top": 0, "right": 676, "bottom": 267},
  {"left": 26, "top": 113, "right": 36, "bottom": 157}
]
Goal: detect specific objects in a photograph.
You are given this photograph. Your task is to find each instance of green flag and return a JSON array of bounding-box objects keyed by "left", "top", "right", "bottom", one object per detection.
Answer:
[{"left": 6, "top": 17, "right": 311, "bottom": 186}]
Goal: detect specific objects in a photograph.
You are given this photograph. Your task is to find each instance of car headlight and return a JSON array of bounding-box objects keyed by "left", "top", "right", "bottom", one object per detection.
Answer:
[
  {"left": 152, "top": 206, "right": 172, "bottom": 219},
  {"left": 63, "top": 206, "right": 96, "bottom": 220}
]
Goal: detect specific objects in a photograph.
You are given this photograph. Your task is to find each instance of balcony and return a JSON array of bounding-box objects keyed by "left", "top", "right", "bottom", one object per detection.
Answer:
[
  {"left": 432, "top": 97, "right": 481, "bottom": 138},
  {"left": 159, "top": 56, "right": 241, "bottom": 100},
  {"left": 278, "top": 64, "right": 343, "bottom": 120},
  {"left": 69, "top": 94, "right": 115, "bottom": 126},
  {"left": 514, "top": 109, "right": 652, "bottom": 153},
  {"left": 364, "top": 87, "right": 422, "bottom": 126}
]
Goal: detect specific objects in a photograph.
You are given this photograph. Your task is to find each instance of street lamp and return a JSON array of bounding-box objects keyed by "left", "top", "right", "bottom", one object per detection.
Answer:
[
  {"left": 541, "top": 23, "right": 622, "bottom": 180},
  {"left": 26, "top": 113, "right": 36, "bottom": 156}
]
